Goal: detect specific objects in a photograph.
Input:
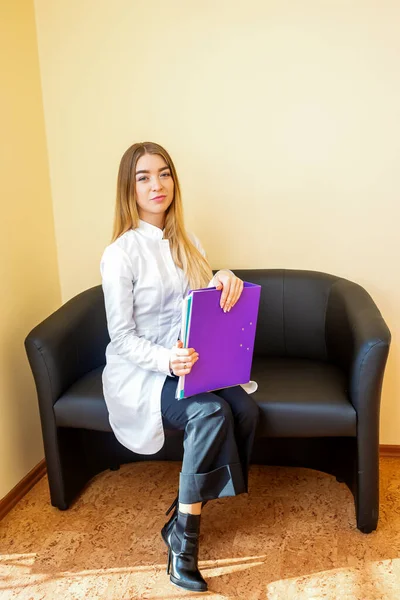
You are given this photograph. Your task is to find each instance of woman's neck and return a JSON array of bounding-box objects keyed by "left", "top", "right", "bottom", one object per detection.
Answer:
[{"left": 139, "top": 213, "right": 165, "bottom": 230}]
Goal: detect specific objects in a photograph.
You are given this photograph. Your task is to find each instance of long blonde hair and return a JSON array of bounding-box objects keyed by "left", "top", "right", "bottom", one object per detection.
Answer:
[{"left": 112, "top": 142, "right": 213, "bottom": 290}]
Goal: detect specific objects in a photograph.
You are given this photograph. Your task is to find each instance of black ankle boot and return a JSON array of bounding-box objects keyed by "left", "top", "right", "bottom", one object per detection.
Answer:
[
  {"left": 166, "top": 510, "right": 207, "bottom": 592},
  {"left": 161, "top": 496, "right": 178, "bottom": 546},
  {"left": 162, "top": 498, "right": 208, "bottom": 546}
]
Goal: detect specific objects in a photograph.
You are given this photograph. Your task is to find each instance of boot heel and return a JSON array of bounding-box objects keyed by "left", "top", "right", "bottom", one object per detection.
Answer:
[
  {"left": 165, "top": 496, "right": 178, "bottom": 516},
  {"left": 166, "top": 547, "right": 171, "bottom": 574},
  {"left": 161, "top": 496, "right": 179, "bottom": 546}
]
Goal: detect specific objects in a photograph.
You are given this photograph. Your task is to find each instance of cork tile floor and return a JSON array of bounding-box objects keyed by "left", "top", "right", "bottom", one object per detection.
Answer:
[{"left": 1, "top": 458, "right": 400, "bottom": 599}]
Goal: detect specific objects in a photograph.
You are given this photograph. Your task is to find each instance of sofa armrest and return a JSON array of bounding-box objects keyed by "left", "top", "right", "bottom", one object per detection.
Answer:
[
  {"left": 326, "top": 278, "right": 391, "bottom": 415},
  {"left": 25, "top": 286, "right": 109, "bottom": 407}
]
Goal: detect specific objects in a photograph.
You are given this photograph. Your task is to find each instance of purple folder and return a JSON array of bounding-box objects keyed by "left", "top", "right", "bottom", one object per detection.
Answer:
[{"left": 176, "top": 282, "right": 261, "bottom": 399}]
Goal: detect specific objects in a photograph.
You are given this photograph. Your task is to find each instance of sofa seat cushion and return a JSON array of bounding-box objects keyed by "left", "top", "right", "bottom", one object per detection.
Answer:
[
  {"left": 54, "top": 366, "right": 112, "bottom": 432},
  {"left": 251, "top": 357, "right": 356, "bottom": 437},
  {"left": 54, "top": 358, "right": 356, "bottom": 439},
  {"left": 54, "top": 367, "right": 182, "bottom": 435}
]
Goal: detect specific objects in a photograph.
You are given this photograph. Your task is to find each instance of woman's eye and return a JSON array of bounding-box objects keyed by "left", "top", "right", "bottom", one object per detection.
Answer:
[
  {"left": 161, "top": 172, "right": 171, "bottom": 178},
  {"left": 137, "top": 176, "right": 148, "bottom": 182}
]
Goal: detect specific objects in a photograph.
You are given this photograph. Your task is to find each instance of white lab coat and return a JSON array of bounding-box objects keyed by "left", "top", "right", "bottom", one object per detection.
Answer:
[
  {"left": 100, "top": 219, "right": 211, "bottom": 454},
  {"left": 100, "top": 219, "right": 257, "bottom": 455}
]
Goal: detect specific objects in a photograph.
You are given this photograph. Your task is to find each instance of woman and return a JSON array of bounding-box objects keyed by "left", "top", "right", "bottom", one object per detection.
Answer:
[{"left": 100, "top": 141, "right": 260, "bottom": 592}]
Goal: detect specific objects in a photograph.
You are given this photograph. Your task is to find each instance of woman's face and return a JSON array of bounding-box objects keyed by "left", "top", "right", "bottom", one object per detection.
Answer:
[{"left": 134, "top": 153, "right": 174, "bottom": 226}]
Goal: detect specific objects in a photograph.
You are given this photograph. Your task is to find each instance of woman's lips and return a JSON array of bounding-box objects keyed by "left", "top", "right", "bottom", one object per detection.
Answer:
[{"left": 151, "top": 195, "right": 166, "bottom": 202}]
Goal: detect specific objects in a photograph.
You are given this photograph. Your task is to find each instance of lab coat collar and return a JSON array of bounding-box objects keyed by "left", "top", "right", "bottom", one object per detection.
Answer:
[{"left": 137, "top": 219, "right": 165, "bottom": 240}]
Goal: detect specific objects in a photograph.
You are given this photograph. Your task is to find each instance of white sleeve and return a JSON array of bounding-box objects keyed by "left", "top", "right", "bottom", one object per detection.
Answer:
[{"left": 100, "top": 244, "right": 172, "bottom": 376}]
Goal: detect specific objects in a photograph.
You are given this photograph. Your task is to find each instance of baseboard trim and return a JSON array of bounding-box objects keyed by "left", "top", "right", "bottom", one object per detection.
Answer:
[
  {"left": 0, "top": 459, "right": 47, "bottom": 521},
  {"left": 380, "top": 445, "right": 400, "bottom": 458}
]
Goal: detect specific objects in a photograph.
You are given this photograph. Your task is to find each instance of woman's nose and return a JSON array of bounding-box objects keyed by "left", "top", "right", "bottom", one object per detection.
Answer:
[{"left": 151, "top": 176, "right": 163, "bottom": 191}]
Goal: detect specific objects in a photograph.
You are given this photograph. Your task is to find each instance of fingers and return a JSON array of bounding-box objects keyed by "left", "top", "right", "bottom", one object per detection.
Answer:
[
  {"left": 219, "top": 279, "right": 232, "bottom": 311},
  {"left": 170, "top": 343, "right": 199, "bottom": 376},
  {"left": 171, "top": 355, "right": 199, "bottom": 376},
  {"left": 221, "top": 277, "right": 244, "bottom": 312},
  {"left": 230, "top": 278, "right": 244, "bottom": 309},
  {"left": 223, "top": 279, "right": 237, "bottom": 312},
  {"left": 176, "top": 346, "right": 197, "bottom": 358},
  {"left": 177, "top": 353, "right": 199, "bottom": 367}
]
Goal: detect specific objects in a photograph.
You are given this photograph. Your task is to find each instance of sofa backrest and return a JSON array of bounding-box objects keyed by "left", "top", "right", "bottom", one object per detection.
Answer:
[
  {"left": 92, "top": 268, "right": 342, "bottom": 363},
  {"left": 51, "top": 269, "right": 342, "bottom": 377},
  {"left": 25, "top": 286, "right": 110, "bottom": 403},
  {"left": 232, "top": 269, "right": 340, "bottom": 361}
]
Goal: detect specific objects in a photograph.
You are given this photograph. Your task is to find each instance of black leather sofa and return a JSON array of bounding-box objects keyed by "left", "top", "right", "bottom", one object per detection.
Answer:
[{"left": 25, "top": 269, "right": 391, "bottom": 533}]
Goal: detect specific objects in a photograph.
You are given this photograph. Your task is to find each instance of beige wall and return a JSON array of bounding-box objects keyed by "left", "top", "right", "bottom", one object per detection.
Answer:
[
  {"left": 0, "top": 0, "right": 61, "bottom": 499},
  {"left": 35, "top": 1, "right": 399, "bottom": 443}
]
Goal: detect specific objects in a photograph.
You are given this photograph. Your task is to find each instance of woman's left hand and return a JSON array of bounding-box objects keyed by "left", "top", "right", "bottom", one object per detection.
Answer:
[{"left": 214, "top": 270, "right": 244, "bottom": 312}]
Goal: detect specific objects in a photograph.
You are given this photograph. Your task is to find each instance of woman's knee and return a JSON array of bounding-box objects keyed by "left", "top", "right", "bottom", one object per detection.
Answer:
[{"left": 192, "top": 395, "right": 234, "bottom": 426}]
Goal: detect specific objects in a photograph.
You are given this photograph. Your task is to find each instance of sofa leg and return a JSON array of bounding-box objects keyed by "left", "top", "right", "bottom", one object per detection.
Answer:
[
  {"left": 356, "top": 499, "right": 379, "bottom": 534},
  {"left": 358, "top": 523, "right": 376, "bottom": 534},
  {"left": 110, "top": 464, "right": 120, "bottom": 471},
  {"left": 50, "top": 496, "right": 70, "bottom": 510}
]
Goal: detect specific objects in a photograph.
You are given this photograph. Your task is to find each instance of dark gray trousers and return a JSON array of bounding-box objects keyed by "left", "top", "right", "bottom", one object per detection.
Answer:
[{"left": 161, "top": 375, "right": 260, "bottom": 504}]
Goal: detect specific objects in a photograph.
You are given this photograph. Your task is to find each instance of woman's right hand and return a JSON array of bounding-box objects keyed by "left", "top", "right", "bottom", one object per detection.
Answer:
[{"left": 169, "top": 340, "right": 199, "bottom": 376}]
